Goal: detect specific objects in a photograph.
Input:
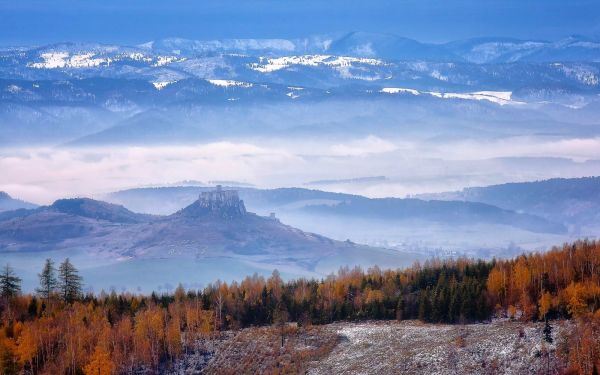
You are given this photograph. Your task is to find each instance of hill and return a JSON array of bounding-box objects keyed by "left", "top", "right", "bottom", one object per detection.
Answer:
[
  {"left": 0, "top": 189, "right": 419, "bottom": 291},
  {"left": 418, "top": 176, "right": 600, "bottom": 231},
  {"left": 104, "top": 185, "right": 570, "bottom": 259},
  {"left": 0, "top": 191, "right": 37, "bottom": 212}
]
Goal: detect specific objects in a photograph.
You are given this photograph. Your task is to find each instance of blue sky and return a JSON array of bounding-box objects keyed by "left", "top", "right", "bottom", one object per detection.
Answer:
[{"left": 1, "top": 0, "right": 599, "bottom": 45}]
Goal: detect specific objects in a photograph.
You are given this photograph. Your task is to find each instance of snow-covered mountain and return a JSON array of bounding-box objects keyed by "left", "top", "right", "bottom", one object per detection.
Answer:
[
  {"left": 1, "top": 33, "right": 600, "bottom": 145},
  {"left": 3, "top": 34, "right": 600, "bottom": 87}
]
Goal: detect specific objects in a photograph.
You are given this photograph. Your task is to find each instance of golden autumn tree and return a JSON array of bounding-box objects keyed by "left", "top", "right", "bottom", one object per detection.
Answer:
[
  {"left": 538, "top": 291, "right": 553, "bottom": 320},
  {"left": 15, "top": 323, "right": 37, "bottom": 370},
  {"left": 487, "top": 267, "right": 506, "bottom": 308},
  {"left": 83, "top": 345, "right": 113, "bottom": 375},
  {"left": 564, "top": 282, "right": 588, "bottom": 318},
  {"left": 134, "top": 306, "right": 164, "bottom": 369},
  {"left": 165, "top": 316, "right": 182, "bottom": 359}
]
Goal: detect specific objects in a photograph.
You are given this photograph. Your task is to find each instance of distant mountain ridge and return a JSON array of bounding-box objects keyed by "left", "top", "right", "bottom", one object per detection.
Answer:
[
  {"left": 49, "top": 198, "right": 153, "bottom": 223},
  {"left": 0, "top": 191, "right": 411, "bottom": 272},
  {"left": 417, "top": 176, "right": 600, "bottom": 229},
  {"left": 0, "top": 191, "right": 37, "bottom": 212},
  {"left": 106, "top": 185, "right": 566, "bottom": 235}
]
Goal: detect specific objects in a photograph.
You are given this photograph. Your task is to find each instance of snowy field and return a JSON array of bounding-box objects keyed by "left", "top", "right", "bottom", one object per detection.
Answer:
[
  {"left": 171, "top": 319, "right": 567, "bottom": 374},
  {"left": 308, "top": 320, "right": 565, "bottom": 375}
]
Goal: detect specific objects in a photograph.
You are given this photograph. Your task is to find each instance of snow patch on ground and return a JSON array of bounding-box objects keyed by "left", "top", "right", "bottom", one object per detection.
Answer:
[
  {"left": 380, "top": 87, "right": 519, "bottom": 105},
  {"left": 309, "top": 320, "right": 566, "bottom": 375},
  {"left": 207, "top": 79, "right": 254, "bottom": 88},
  {"left": 248, "top": 55, "right": 386, "bottom": 73},
  {"left": 153, "top": 55, "right": 186, "bottom": 67},
  {"left": 152, "top": 81, "right": 177, "bottom": 90},
  {"left": 28, "top": 51, "right": 183, "bottom": 69},
  {"left": 556, "top": 63, "right": 599, "bottom": 86},
  {"left": 380, "top": 87, "right": 420, "bottom": 95}
]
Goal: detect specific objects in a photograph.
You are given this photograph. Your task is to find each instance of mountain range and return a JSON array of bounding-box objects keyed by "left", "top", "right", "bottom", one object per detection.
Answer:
[
  {"left": 1, "top": 33, "right": 599, "bottom": 146},
  {"left": 106, "top": 185, "right": 564, "bottom": 234}
]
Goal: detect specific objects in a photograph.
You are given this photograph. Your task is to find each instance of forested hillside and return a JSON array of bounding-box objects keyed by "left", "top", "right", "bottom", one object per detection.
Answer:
[{"left": 0, "top": 240, "right": 599, "bottom": 374}]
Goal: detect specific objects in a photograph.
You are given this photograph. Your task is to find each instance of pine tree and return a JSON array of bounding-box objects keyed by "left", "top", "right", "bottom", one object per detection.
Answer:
[
  {"left": 418, "top": 288, "right": 431, "bottom": 322},
  {"left": 543, "top": 318, "right": 553, "bottom": 344},
  {"left": 58, "top": 258, "right": 82, "bottom": 303},
  {"left": 396, "top": 295, "right": 405, "bottom": 321},
  {"left": 0, "top": 264, "right": 21, "bottom": 298},
  {"left": 36, "top": 258, "right": 58, "bottom": 302}
]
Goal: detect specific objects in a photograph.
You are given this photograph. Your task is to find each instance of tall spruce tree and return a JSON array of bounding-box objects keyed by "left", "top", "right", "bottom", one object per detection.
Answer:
[
  {"left": 0, "top": 264, "right": 21, "bottom": 298},
  {"left": 36, "top": 258, "right": 58, "bottom": 302},
  {"left": 58, "top": 258, "right": 82, "bottom": 303}
]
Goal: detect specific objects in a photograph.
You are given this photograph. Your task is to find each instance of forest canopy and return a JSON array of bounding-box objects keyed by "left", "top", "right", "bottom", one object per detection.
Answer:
[{"left": 0, "top": 240, "right": 599, "bottom": 374}]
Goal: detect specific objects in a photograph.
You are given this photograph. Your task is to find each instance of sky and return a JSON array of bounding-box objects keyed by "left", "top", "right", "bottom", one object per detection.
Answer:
[
  {"left": 1, "top": 0, "right": 599, "bottom": 46},
  {"left": 1, "top": 0, "right": 600, "bottom": 203}
]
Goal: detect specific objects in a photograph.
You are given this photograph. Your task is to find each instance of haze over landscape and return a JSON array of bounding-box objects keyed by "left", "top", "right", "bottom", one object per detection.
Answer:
[{"left": 1, "top": 1, "right": 600, "bottom": 374}]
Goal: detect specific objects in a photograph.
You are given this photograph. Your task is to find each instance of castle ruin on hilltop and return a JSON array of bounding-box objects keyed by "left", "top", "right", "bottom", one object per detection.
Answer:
[{"left": 196, "top": 185, "right": 247, "bottom": 218}]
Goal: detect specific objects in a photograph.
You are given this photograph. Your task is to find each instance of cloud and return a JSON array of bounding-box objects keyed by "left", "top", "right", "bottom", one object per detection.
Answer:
[
  {"left": 329, "top": 136, "right": 398, "bottom": 156},
  {"left": 2, "top": 135, "right": 600, "bottom": 204}
]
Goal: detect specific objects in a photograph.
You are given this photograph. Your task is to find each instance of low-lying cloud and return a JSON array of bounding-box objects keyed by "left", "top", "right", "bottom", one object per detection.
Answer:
[{"left": 2, "top": 135, "right": 600, "bottom": 205}]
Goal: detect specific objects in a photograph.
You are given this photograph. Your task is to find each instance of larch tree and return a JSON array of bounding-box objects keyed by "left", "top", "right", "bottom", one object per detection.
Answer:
[
  {"left": 36, "top": 258, "right": 58, "bottom": 302},
  {"left": 0, "top": 264, "right": 21, "bottom": 299},
  {"left": 83, "top": 345, "right": 113, "bottom": 375},
  {"left": 58, "top": 258, "right": 83, "bottom": 303}
]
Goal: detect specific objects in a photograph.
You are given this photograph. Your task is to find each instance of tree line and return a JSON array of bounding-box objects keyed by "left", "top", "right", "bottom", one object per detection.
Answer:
[{"left": 0, "top": 240, "right": 599, "bottom": 374}]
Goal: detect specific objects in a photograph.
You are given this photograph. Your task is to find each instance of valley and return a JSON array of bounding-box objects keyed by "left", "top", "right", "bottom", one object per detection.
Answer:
[{"left": 1, "top": 9, "right": 600, "bottom": 373}]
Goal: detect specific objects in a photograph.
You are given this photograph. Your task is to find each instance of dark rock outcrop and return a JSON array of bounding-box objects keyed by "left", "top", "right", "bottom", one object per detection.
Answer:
[{"left": 175, "top": 186, "right": 247, "bottom": 220}]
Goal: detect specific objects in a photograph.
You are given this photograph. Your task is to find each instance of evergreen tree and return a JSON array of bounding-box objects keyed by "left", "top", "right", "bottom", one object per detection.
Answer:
[
  {"left": 27, "top": 297, "right": 38, "bottom": 318},
  {"left": 58, "top": 258, "right": 83, "bottom": 303},
  {"left": 36, "top": 258, "right": 58, "bottom": 302},
  {"left": 0, "top": 264, "right": 21, "bottom": 298},
  {"left": 418, "top": 288, "right": 432, "bottom": 322},
  {"left": 396, "top": 295, "right": 405, "bottom": 321},
  {"left": 543, "top": 318, "right": 553, "bottom": 344}
]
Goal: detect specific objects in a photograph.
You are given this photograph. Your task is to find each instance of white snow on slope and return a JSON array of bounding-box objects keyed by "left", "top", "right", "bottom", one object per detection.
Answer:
[
  {"left": 556, "top": 63, "right": 599, "bottom": 86},
  {"left": 248, "top": 55, "right": 386, "bottom": 73},
  {"left": 152, "top": 81, "right": 177, "bottom": 90},
  {"left": 154, "top": 55, "right": 186, "bottom": 67},
  {"left": 432, "top": 91, "right": 517, "bottom": 105},
  {"left": 380, "top": 87, "right": 420, "bottom": 95},
  {"left": 28, "top": 52, "right": 111, "bottom": 69},
  {"left": 28, "top": 51, "right": 183, "bottom": 69},
  {"left": 380, "top": 87, "right": 519, "bottom": 105},
  {"left": 207, "top": 79, "right": 254, "bottom": 88}
]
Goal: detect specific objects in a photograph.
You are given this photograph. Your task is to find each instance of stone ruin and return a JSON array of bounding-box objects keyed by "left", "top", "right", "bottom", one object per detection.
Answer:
[{"left": 196, "top": 185, "right": 247, "bottom": 219}]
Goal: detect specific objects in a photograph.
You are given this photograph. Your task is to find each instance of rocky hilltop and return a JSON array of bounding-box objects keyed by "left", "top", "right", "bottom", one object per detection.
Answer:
[{"left": 176, "top": 185, "right": 247, "bottom": 219}]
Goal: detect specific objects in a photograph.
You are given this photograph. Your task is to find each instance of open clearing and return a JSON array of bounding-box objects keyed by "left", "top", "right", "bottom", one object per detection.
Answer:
[
  {"left": 308, "top": 320, "right": 565, "bottom": 375},
  {"left": 171, "top": 319, "right": 566, "bottom": 374}
]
